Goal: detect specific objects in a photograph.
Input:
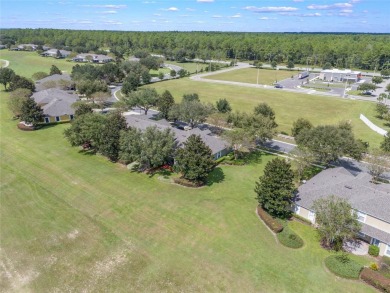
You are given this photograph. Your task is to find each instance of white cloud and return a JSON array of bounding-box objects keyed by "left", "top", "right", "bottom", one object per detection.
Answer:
[
  {"left": 100, "top": 10, "right": 117, "bottom": 14},
  {"left": 259, "top": 17, "right": 277, "bottom": 20},
  {"left": 197, "top": 0, "right": 214, "bottom": 2},
  {"left": 103, "top": 20, "right": 122, "bottom": 25},
  {"left": 244, "top": 6, "right": 299, "bottom": 13},
  {"left": 293, "top": 0, "right": 304, "bottom": 2},
  {"left": 307, "top": 3, "right": 352, "bottom": 10},
  {"left": 212, "top": 15, "right": 223, "bottom": 18},
  {"left": 142, "top": 1, "right": 156, "bottom": 3},
  {"left": 163, "top": 7, "right": 179, "bottom": 11},
  {"left": 80, "top": 4, "right": 127, "bottom": 9},
  {"left": 340, "top": 9, "right": 353, "bottom": 13},
  {"left": 302, "top": 12, "right": 321, "bottom": 17},
  {"left": 230, "top": 13, "right": 241, "bottom": 18}
]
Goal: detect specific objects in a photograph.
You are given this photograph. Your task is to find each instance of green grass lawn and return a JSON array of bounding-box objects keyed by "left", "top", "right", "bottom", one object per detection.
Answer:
[
  {"left": 0, "top": 50, "right": 75, "bottom": 78},
  {"left": 204, "top": 68, "right": 294, "bottom": 85},
  {"left": 147, "top": 78, "right": 387, "bottom": 148},
  {"left": 0, "top": 91, "right": 374, "bottom": 292},
  {"left": 165, "top": 61, "right": 227, "bottom": 74},
  {"left": 150, "top": 68, "right": 171, "bottom": 77}
]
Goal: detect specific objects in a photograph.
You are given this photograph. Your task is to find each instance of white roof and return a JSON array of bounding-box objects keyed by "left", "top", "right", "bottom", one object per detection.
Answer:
[{"left": 321, "top": 69, "right": 361, "bottom": 74}]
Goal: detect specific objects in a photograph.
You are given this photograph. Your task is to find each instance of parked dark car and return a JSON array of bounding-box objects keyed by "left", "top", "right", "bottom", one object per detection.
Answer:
[{"left": 274, "top": 84, "right": 283, "bottom": 88}]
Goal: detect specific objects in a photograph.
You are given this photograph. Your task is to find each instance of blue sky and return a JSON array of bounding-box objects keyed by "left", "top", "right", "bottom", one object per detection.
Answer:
[{"left": 1, "top": 0, "right": 389, "bottom": 33}]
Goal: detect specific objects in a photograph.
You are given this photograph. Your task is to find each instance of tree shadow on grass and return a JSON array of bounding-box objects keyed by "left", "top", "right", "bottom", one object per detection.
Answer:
[
  {"left": 243, "top": 150, "right": 265, "bottom": 165},
  {"left": 78, "top": 149, "right": 97, "bottom": 156},
  {"left": 206, "top": 167, "right": 225, "bottom": 186}
]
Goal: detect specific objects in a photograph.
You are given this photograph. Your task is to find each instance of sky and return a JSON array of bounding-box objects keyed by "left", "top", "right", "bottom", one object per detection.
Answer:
[{"left": 1, "top": 0, "right": 389, "bottom": 33}]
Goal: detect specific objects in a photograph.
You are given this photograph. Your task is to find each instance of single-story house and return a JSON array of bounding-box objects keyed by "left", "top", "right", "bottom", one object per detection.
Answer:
[
  {"left": 294, "top": 167, "right": 390, "bottom": 256},
  {"left": 319, "top": 69, "right": 362, "bottom": 83},
  {"left": 31, "top": 88, "right": 79, "bottom": 123},
  {"left": 124, "top": 113, "right": 230, "bottom": 159},
  {"left": 72, "top": 53, "right": 113, "bottom": 63},
  {"left": 41, "top": 49, "right": 71, "bottom": 58},
  {"left": 35, "top": 74, "right": 74, "bottom": 92},
  {"left": 17, "top": 44, "right": 38, "bottom": 51}
]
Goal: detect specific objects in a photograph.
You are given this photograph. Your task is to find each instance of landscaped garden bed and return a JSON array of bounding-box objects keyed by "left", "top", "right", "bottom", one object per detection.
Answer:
[
  {"left": 360, "top": 267, "right": 390, "bottom": 292},
  {"left": 325, "top": 254, "right": 363, "bottom": 279},
  {"left": 256, "top": 206, "right": 283, "bottom": 233},
  {"left": 277, "top": 224, "right": 304, "bottom": 249}
]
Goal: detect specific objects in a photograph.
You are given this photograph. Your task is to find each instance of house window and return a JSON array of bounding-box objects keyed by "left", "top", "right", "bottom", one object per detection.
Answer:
[
  {"left": 386, "top": 244, "right": 390, "bottom": 257},
  {"left": 55, "top": 116, "right": 60, "bottom": 122},
  {"left": 371, "top": 238, "right": 380, "bottom": 246},
  {"left": 356, "top": 211, "right": 367, "bottom": 223},
  {"left": 44, "top": 117, "right": 50, "bottom": 123}
]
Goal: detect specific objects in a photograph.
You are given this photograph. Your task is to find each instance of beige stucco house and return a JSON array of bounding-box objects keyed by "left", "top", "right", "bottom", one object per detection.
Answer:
[{"left": 295, "top": 167, "right": 390, "bottom": 256}]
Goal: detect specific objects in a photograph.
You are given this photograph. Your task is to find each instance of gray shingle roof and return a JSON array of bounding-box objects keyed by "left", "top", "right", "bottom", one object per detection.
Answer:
[
  {"left": 35, "top": 74, "right": 71, "bottom": 91},
  {"left": 296, "top": 167, "right": 390, "bottom": 223},
  {"left": 361, "top": 224, "right": 390, "bottom": 244},
  {"left": 31, "top": 89, "right": 79, "bottom": 117},
  {"left": 42, "top": 98, "right": 75, "bottom": 116},
  {"left": 124, "top": 114, "right": 229, "bottom": 155}
]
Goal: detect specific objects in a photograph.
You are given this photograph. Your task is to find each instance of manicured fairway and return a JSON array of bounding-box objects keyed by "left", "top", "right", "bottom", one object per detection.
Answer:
[
  {"left": 148, "top": 78, "right": 387, "bottom": 148},
  {"left": 0, "top": 91, "right": 374, "bottom": 292},
  {"left": 204, "top": 68, "right": 294, "bottom": 85},
  {"left": 0, "top": 50, "right": 75, "bottom": 78}
]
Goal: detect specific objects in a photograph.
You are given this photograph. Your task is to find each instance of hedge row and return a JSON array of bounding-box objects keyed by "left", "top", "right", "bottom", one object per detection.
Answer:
[
  {"left": 277, "top": 225, "right": 304, "bottom": 249},
  {"left": 324, "top": 254, "right": 363, "bottom": 279},
  {"left": 361, "top": 268, "right": 390, "bottom": 292},
  {"left": 256, "top": 206, "right": 283, "bottom": 233}
]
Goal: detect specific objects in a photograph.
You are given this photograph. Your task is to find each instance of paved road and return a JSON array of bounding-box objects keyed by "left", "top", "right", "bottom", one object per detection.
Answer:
[{"left": 263, "top": 139, "right": 390, "bottom": 179}]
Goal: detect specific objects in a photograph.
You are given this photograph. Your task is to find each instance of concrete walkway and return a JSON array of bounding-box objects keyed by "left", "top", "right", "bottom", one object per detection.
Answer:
[{"left": 0, "top": 59, "right": 10, "bottom": 68}]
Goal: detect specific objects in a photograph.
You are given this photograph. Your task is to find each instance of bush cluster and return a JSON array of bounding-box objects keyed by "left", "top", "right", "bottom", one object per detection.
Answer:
[
  {"left": 360, "top": 267, "right": 390, "bottom": 292},
  {"left": 369, "top": 245, "right": 380, "bottom": 257},
  {"left": 173, "top": 177, "right": 203, "bottom": 188},
  {"left": 256, "top": 206, "right": 283, "bottom": 233},
  {"left": 277, "top": 225, "right": 304, "bottom": 248},
  {"left": 324, "top": 254, "right": 363, "bottom": 279}
]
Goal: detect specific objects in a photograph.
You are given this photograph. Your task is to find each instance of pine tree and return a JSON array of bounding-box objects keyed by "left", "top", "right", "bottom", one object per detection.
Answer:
[
  {"left": 254, "top": 158, "right": 295, "bottom": 218},
  {"left": 99, "top": 111, "right": 127, "bottom": 161},
  {"left": 50, "top": 65, "right": 62, "bottom": 75},
  {"left": 20, "top": 98, "right": 44, "bottom": 127},
  {"left": 175, "top": 134, "right": 216, "bottom": 182}
]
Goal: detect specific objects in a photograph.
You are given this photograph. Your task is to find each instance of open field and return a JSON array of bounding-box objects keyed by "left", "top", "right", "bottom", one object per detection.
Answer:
[
  {"left": 165, "top": 61, "right": 227, "bottom": 74},
  {"left": 204, "top": 68, "right": 294, "bottom": 85},
  {"left": 0, "top": 50, "right": 75, "bottom": 78},
  {"left": 0, "top": 91, "right": 374, "bottom": 292},
  {"left": 148, "top": 78, "right": 388, "bottom": 148}
]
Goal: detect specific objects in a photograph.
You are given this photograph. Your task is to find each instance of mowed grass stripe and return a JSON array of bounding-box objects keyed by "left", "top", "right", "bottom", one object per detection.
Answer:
[
  {"left": 0, "top": 89, "right": 374, "bottom": 292},
  {"left": 148, "top": 78, "right": 386, "bottom": 148}
]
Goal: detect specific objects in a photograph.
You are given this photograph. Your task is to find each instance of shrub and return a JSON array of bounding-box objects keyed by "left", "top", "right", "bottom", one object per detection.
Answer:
[
  {"left": 215, "top": 156, "right": 226, "bottom": 164},
  {"left": 324, "top": 254, "right": 363, "bottom": 279},
  {"left": 361, "top": 267, "right": 390, "bottom": 292},
  {"left": 370, "top": 263, "right": 379, "bottom": 271},
  {"left": 277, "top": 225, "right": 304, "bottom": 248},
  {"left": 256, "top": 206, "right": 283, "bottom": 233},
  {"left": 369, "top": 245, "right": 380, "bottom": 257},
  {"left": 173, "top": 177, "right": 204, "bottom": 188}
]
